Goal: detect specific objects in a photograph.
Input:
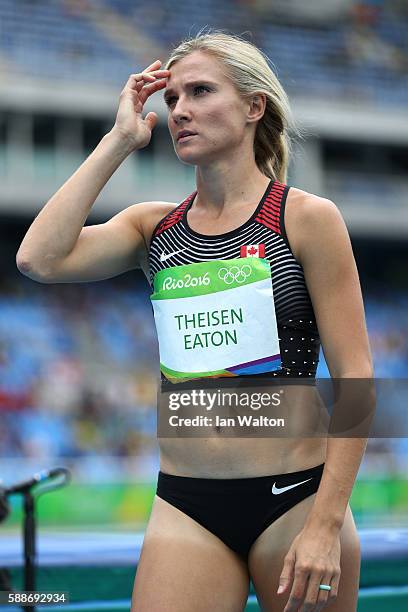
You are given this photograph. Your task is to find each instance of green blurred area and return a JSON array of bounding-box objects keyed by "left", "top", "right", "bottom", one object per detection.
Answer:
[
  {"left": 4, "top": 477, "right": 408, "bottom": 528},
  {"left": 6, "top": 482, "right": 154, "bottom": 528}
]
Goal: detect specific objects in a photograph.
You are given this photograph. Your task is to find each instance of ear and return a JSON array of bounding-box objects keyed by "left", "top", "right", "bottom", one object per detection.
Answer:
[{"left": 247, "top": 93, "right": 266, "bottom": 123}]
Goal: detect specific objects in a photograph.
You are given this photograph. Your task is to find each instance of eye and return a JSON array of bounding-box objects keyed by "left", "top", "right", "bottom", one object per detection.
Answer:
[
  {"left": 194, "top": 85, "right": 210, "bottom": 96},
  {"left": 165, "top": 85, "right": 210, "bottom": 108}
]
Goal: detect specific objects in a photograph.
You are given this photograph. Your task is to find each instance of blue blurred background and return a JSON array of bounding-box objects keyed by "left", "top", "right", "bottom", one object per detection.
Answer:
[{"left": 0, "top": 0, "right": 407, "bottom": 531}]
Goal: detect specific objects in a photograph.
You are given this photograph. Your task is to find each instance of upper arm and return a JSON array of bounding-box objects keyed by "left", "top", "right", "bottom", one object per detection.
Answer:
[
  {"left": 295, "top": 195, "right": 374, "bottom": 378},
  {"left": 40, "top": 202, "right": 153, "bottom": 283}
]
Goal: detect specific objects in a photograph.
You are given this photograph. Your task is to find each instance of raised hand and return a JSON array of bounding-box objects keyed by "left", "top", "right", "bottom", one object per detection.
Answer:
[{"left": 113, "top": 59, "right": 170, "bottom": 150}]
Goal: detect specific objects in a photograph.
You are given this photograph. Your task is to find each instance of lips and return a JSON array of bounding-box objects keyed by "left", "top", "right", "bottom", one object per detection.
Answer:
[{"left": 177, "top": 130, "right": 197, "bottom": 141}]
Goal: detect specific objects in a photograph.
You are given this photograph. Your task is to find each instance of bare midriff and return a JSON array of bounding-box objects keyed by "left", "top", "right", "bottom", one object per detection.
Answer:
[
  {"left": 157, "top": 384, "right": 329, "bottom": 478},
  {"left": 158, "top": 438, "right": 327, "bottom": 478}
]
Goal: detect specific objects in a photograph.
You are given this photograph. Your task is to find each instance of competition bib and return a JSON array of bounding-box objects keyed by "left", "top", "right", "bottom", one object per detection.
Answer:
[{"left": 150, "top": 258, "right": 281, "bottom": 383}]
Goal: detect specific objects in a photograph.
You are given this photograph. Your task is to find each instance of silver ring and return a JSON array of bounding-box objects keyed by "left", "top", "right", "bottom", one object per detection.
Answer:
[{"left": 319, "top": 584, "right": 331, "bottom": 591}]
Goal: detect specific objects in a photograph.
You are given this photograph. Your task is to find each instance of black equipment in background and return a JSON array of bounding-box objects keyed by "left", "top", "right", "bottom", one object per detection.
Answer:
[
  {"left": 2, "top": 468, "right": 71, "bottom": 612},
  {"left": 0, "top": 484, "right": 9, "bottom": 523}
]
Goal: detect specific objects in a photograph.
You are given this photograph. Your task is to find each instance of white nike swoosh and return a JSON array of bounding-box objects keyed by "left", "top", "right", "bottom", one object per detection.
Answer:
[
  {"left": 160, "top": 249, "right": 185, "bottom": 262},
  {"left": 271, "top": 477, "right": 313, "bottom": 495}
]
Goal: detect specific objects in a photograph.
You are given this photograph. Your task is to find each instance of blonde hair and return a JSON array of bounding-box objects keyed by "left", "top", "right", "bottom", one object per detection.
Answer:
[{"left": 165, "top": 29, "right": 298, "bottom": 183}]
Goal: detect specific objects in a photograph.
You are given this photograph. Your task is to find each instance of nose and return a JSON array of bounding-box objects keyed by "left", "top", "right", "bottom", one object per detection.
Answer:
[{"left": 171, "top": 97, "right": 191, "bottom": 125}]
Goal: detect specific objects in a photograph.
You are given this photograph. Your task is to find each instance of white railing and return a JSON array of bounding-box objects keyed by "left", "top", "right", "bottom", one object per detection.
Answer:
[{"left": 0, "top": 147, "right": 195, "bottom": 217}]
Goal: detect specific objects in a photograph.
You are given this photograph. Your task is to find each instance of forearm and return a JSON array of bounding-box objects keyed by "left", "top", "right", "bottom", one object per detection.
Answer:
[
  {"left": 305, "top": 369, "right": 375, "bottom": 531},
  {"left": 305, "top": 436, "right": 368, "bottom": 531},
  {"left": 16, "top": 129, "right": 135, "bottom": 276}
]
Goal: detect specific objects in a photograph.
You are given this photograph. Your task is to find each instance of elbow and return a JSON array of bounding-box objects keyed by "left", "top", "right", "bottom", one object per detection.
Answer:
[
  {"left": 16, "top": 254, "right": 30, "bottom": 274},
  {"left": 330, "top": 358, "right": 374, "bottom": 379},
  {"left": 16, "top": 255, "right": 32, "bottom": 277},
  {"left": 16, "top": 255, "right": 54, "bottom": 284}
]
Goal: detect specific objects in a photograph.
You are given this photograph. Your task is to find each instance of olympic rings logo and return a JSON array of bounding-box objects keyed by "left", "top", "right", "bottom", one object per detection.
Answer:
[{"left": 218, "top": 265, "right": 252, "bottom": 285}]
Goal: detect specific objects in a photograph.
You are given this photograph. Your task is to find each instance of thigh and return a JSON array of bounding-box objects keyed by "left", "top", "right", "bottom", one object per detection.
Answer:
[
  {"left": 248, "top": 496, "right": 360, "bottom": 611},
  {"left": 131, "top": 495, "right": 250, "bottom": 612}
]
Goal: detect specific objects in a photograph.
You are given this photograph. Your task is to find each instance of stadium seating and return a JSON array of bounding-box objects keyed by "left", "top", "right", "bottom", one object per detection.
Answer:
[{"left": 0, "top": 0, "right": 407, "bottom": 105}]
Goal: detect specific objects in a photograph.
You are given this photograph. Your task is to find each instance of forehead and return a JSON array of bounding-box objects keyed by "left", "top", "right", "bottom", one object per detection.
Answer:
[{"left": 166, "top": 51, "right": 228, "bottom": 91}]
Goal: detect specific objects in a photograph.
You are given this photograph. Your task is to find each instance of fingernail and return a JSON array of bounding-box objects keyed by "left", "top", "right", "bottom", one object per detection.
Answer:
[{"left": 277, "top": 585, "right": 284, "bottom": 594}]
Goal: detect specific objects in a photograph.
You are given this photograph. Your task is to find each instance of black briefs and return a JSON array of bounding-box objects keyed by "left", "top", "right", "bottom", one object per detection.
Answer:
[{"left": 156, "top": 462, "right": 324, "bottom": 561}]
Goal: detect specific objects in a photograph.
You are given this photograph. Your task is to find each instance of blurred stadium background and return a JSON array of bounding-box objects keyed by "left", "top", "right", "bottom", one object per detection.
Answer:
[{"left": 0, "top": 0, "right": 407, "bottom": 608}]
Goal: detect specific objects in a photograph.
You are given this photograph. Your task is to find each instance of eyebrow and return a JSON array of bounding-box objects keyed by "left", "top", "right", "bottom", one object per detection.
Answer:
[{"left": 164, "top": 80, "right": 217, "bottom": 102}]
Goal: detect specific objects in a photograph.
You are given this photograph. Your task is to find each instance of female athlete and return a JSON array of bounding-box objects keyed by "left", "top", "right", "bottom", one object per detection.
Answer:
[{"left": 17, "top": 31, "right": 373, "bottom": 612}]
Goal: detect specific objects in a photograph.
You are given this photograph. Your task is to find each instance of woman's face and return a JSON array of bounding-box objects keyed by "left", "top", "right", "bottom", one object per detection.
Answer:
[{"left": 165, "top": 50, "right": 252, "bottom": 166}]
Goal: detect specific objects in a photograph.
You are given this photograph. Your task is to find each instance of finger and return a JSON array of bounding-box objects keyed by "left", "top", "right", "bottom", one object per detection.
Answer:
[
  {"left": 144, "top": 111, "right": 158, "bottom": 131},
  {"left": 128, "top": 70, "right": 170, "bottom": 87},
  {"left": 138, "top": 78, "right": 168, "bottom": 105},
  {"left": 126, "top": 73, "right": 168, "bottom": 105},
  {"left": 138, "top": 69, "right": 170, "bottom": 79},
  {"left": 131, "top": 72, "right": 156, "bottom": 85},
  {"left": 283, "top": 566, "right": 309, "bottom": 612},
  {"left": 302, "top": 569, "right": 326, "bottom": 610},
  {"left": 120, "top": 74, "right": 150, "bottom": 97},
  {"left": 144, "top": 59, "right": 162, "bottom": 72},
  {"left": 315, "top": 571, "right": 339, "bottom": 610},
  {"left": 137, "top": 75, "right": 168, "bottom": 91},
  {"left": 133, "top": 78, "right": 157, "bottom": 95},
  {"left": 329, "top": 569, "right": 340, "bottom": 599},
  {"left": 277, "top": 554, "right": 295, "bottom": 596}
]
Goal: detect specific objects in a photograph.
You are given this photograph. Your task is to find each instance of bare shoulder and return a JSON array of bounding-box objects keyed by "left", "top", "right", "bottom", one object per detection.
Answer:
[
  {"left": 121, "top": 200, "right": 179, "bottom": 244},
  {"left": 285, "top": 186, "right": 346, "bottom": 264}
]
